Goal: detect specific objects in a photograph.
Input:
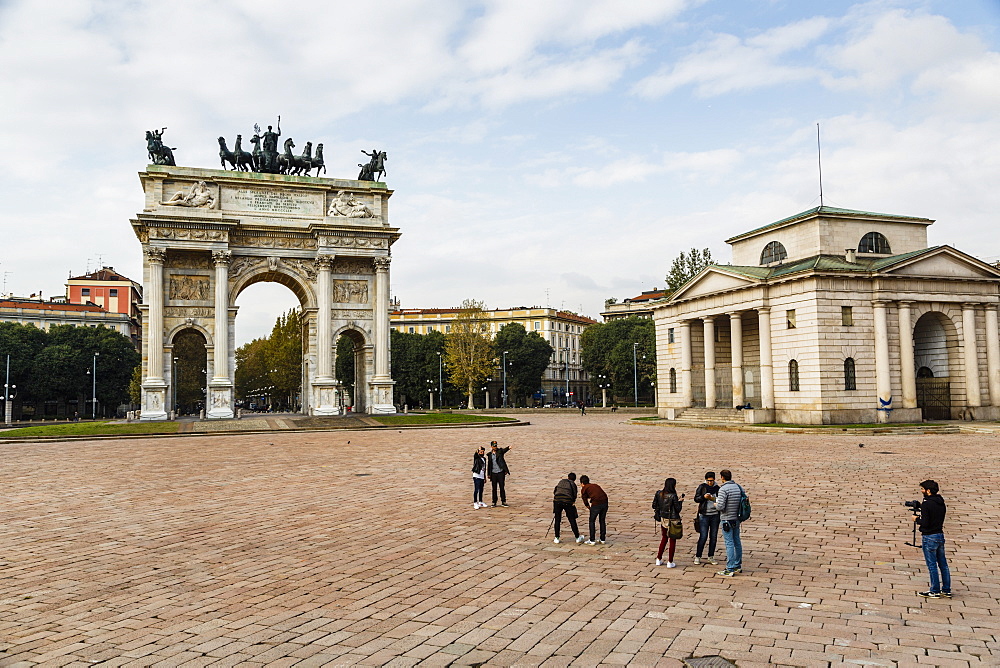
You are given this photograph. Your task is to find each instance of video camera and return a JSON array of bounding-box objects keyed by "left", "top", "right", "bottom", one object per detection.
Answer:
[{"left": 903, "top": 499, "right": 922, "bottom": 547}]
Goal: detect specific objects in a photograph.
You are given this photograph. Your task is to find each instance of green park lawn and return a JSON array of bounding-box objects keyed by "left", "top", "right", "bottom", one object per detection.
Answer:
[
  {"left": 371, "top": 413, "right": 517, "bottom": 426},
  {"left": 0, "top": 421, "right": 180, "bottom": 438}
]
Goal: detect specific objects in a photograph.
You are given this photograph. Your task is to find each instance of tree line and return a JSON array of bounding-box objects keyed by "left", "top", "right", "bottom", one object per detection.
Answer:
[{"left": 0, "top": 322, "right": 140, "bottom": 419}]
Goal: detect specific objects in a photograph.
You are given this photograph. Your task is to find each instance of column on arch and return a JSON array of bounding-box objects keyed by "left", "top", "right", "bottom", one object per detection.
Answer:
[
  {"left": 145, "top": 248, "right": 166, "bottom": 381},
  {"left": 373, "top": 256, "right": 391, "bottom": 379},
  {"left": 730, "top": 312, "right": 744, "bottom": 407},
  {"left": 315, "top": 255, "right": 335, "bottom": 381},
  {"left": 898, "top": 301, "right": 917, "bottom": 409},
  {"left": 986, "top": 304, "right": 1000, "bottom": 407},
  {"left": 211, "top": 250, "right": 231, "bottom": 382},
  {"left": 680, "top": 320, "right": 693, "bottom": 407},
  {"left": 963, "top": 303, "right": 982, "bottom": 408},
  {"left": 703, "top": 317, "right": 716, "bottom": 408},
  {"left": 758, "top": 307, "right": 774, "bottom": 409}
]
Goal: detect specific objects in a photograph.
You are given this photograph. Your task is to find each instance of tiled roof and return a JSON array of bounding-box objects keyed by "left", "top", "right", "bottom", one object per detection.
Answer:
[
  {"left": 67, "top": 267, "right": 137, "bottom": 283},
  {"left": 726, "top": 206, "right": 933, "bottom": 243}
]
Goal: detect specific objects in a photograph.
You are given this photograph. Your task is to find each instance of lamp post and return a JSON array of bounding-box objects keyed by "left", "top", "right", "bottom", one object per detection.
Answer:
[
  {"left": 632, "top": 342, "right": 639, "bottom": 408},
  {"left": 562, "top": 347, "right": 570, "bottom": 407},
  {"left": 172, "top": 356, "right": 179, "bottom": 418},
  {"left": 3, "top": 354, "right": 16, "bottom": 426},
  {"left": 427, "top": 379, "right": 435, "bottom": 410},
  {"left": 91, "top": 352, "right": 100, "bottom": 419},
  {"left": 502, "top": 350, "right": 509, "bottom": 408},
  {"left": 482, "top": 384, "right": 489, "bottom": 410},
  {"left": 598, "top": 373, "right": 609, "bottom": 408},
  {"left": 437, "top": 351, "right": 443, "bottom": 408}
]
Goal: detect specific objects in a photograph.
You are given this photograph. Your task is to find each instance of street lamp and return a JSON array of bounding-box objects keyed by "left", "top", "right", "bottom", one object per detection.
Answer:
[
  {"left": 172, "top": 356, "right": 179, "bottom": 418},
  {"left": 482, "top": 384, "right": 489, "bottom": 410},
  {"left": 3, "top": 353, "right": 17, "bottom": 426},
  {"left": 426, "top": 379, "right": 436, "bottom": 410},
  {"left": 562, "top": 347, "right": 570, "bottom": 407},
  {"left": 502, "top": 350, "right": 509, "bottom": 409},
  {"left": 632, "top": 342, "right": 639, "bottom": 408},
  {"left": 436, "top": 351, "right": 443, "bottom": 408},
  {"left": 597, "top": 373, "right": 610, "bottom": 408}
]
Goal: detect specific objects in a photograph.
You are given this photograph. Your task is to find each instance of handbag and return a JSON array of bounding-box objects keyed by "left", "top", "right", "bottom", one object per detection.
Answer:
[
  {"left": 693, "top": 514, "right": 701, "bottom": 534},
  {"left": 667, "top": 518, "right": 683, "bottom": 540}
]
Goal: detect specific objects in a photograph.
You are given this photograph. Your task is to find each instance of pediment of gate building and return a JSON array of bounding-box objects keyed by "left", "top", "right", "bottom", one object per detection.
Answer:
[
  {"left": 882, "top": 250, "right": 1000, "bottom": 280},
  {"left": 672, "top": 268, "right": 760, "bottom": 301}
]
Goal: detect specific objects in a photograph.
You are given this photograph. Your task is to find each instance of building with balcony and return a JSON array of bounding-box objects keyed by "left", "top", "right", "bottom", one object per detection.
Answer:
[{"left": 66, "top": 267, "right": 143, "bottom": 348}]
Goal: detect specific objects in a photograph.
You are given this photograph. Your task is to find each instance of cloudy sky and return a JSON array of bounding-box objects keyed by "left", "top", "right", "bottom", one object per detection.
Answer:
[{"left": 3, "top": 0, "right": 999, "bottom": 344}]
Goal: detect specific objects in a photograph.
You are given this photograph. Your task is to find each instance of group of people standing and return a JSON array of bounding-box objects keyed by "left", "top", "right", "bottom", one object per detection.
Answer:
[
  {"left": 471, "top": 441, "right": 511, "bottom": 508},
  {"left": 652, "top": 470, "right": 746, "bottom": 576}
]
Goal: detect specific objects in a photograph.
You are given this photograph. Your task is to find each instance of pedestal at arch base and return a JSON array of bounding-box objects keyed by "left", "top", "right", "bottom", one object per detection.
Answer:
[
  {"left": 369, "top": 379, "right": 396, "bottom": 414},
  {"left": 141, "top": 383, "right": 168, "bottom": 421},
  {"left": 206, "top": 383, "right": 235, "bottom": 419},
  {"left": 311, "top": 380, "right": 344, "bottom": 416}
]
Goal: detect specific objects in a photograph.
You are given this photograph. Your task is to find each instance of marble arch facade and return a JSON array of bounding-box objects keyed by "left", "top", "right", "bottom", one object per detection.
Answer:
[{"left": 133, "top": 165, "right": 400, "bottom": 420}]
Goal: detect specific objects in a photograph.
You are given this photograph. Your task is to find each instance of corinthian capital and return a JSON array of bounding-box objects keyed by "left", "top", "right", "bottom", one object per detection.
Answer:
[
  {"left": 144, "top": 247, "right": 166, "bottom": 263},
  {"left": 212, "top": 250, "right": 232, "bottom": 266},
  {"left": 373, "top": 256, "right": 391, "bottom": 271},
  {"left": 316, "top": 254, "right": 336, "bottom": 270}
]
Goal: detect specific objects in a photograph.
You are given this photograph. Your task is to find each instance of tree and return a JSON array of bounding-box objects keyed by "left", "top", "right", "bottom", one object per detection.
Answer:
[
  {"left": 173, "top": 330, "right": 207, "bottom": 414},
  {"left": 494, "top": 323, "right": 553, "bottom": 407},
  {"left": 444, "top": 299, "right": 495, "bottom": 408},
  {"left": 0, "top": 322, "right": 47, "bottom": 403},
  {"left": 129, "top": 364, "right": 142, "bottom": 405},
  {"left": 391, "top": 329, "right": 445, "bottom": 408},
  {"left": 581, "top": 316, "right": 656, "bottom": 405},
  {"left": 235, "top": 338, "right": 270, "bottom": 406},
  {"left": 268, "top": 309, "right": 302, "bottom": 410},
  {"left": 665, "top": 247, "right": 714, "bottom": 295}
]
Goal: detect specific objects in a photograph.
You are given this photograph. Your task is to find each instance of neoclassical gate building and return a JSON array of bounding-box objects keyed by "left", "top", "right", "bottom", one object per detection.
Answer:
[
  {"left": 654, "top": 206, "right": 1000, "bottom": 424},
  {"left": 132, "top": 165, "right": 400, "bottom": 419}
]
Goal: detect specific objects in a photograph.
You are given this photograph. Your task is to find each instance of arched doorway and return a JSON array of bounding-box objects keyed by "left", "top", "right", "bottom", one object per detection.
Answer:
[
  {"left": 336, "top": 328, "right": 371, "bottom": 413},
  {"left": 170, "top": 328, "right": 207, "bottom": 416},
  {"left": 913, "top": 311, "right": 957, "bottom": 420}
]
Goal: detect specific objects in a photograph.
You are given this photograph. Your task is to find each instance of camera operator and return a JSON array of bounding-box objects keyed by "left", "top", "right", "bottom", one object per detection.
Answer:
[{"left": 913, "top": 479, "right": 952, "bottom": 599}]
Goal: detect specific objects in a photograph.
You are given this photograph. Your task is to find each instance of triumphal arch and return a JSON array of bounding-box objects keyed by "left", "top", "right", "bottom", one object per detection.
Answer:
[{"left": 132, "top": 164, "right": 400, "bottom": 419}]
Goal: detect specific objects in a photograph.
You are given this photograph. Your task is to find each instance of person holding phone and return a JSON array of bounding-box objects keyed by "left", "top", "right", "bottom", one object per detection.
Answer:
[
  {"left": 693, "top": 471, "right": 721, "bottom": 565},
  {"left": 653, "top": 478, "right": 684, "bottom": 567}
]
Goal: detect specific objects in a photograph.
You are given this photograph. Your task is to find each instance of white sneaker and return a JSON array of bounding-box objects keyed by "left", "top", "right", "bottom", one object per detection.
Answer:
[
  {"left": 694, "top": 556, "right": 701, "bottom": 565},
  {"left": 655, "top": 558, "right": 663, "bottom": 566},
  {"left": 553, "top": 537, "right": 560, "bottom": 544},
  {"left": 599, "top": 540, "right": 606, "bottom": 544},
  {"left": 575, "top": 536, "right": 584, "bottom": 544},
  {"left": 667, "top": 562, "right": 677, "bottom": 568},
  {"left": 707, "top": 557, "right": 718, "bottom": 565},
  {"left": 584, "top": 540, "right": 596, "bottom": 545},
  {"left": 473, "top": 502, "right": 480, "bottom": 509}
]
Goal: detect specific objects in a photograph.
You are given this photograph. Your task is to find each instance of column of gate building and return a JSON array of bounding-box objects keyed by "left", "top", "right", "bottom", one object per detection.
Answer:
[{"left": 132, "top": 162, "right": 400, "bottom": 419}]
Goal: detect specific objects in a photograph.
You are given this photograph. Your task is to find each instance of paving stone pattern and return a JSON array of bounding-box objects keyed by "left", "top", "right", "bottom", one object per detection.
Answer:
[{"left": 1, "top": 414, "right": 998, "bottom": 667}]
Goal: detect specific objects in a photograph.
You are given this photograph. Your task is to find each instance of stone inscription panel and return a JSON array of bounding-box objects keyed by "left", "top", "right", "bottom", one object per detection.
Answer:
[{"left": 222, "top": 186, "right": 323, "bottom": 217}]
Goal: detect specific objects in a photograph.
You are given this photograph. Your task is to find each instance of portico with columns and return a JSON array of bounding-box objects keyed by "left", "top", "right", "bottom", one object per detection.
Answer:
[
  {"left": 654, "top": 207, "right": 1000, "bottom": 424},
  {"left": 133, "top": 165, "right": 400, "bottom": 419}
]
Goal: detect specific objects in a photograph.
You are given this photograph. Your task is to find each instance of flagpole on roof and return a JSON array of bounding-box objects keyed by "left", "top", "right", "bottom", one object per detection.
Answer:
[{"left": 817, "top": 122, "right": 824, "bottom": 208}]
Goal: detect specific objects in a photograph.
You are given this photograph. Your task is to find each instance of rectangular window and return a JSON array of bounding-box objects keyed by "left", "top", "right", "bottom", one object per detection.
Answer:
[
  {"left": 841, "top": 306, "right": 853, "bottom": 326},
  {"left": 786, "top": 309, "right": 796, "bottom": 329},
  {"left": 445, "top": 325, "right": 451, "bottom": 333},
  {"left": 534, "top": 321, "right": 540, "bottom": 330},
  {"left": 81, "top": 288, "right": 90, "bottom": 296},
  {"left": 408, "top": 327, "right": 414, "bottom": 333},
  {"left": 426, "top": 326, "right": 433, "bottom": 332},
  {"left": 110, "top": 289, "right": 118, "bottom": 297},
  {"left": 668, "top": 328, "right": 675, "bottom": 343}
]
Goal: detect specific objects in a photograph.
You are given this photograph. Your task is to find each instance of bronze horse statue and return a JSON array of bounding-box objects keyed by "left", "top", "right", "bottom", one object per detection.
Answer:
[
  {"left": 278, "top": 138, "right": 296, "bottom": 174},
  {"left": 146, "top": 129, "right": 175, "bottom": 166},
  {"left": 232, "top": 134, "right": 255, "bottom": 172},
  {"left": 312, "top": 143, "right": 326, "bottom": 176},
  {"left": 218, "top": 137, "right": 237, "bottom": 170},
  {"left": 358, "top": 149, "right": 386, "bottom": 181}
]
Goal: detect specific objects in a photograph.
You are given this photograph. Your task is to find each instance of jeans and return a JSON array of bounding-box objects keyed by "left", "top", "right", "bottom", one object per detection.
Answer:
[
  {"left": 473, "top": 477, "right": 485, "bottom": 504},
  {"left": 921, "top": 532, "right": 951, "bottom": 594},
  {"left": 697, "top": 513, "right": 720, "bottom": 558},
  {"left": 721, "top": 519, "right": 742, "bottom": 571},
  {"left": 588, "top": 503, "right": 608, "bottom": 541},
  {"left": 553, "top": 503, "right": 579, "bottom": 539},
  {"left": 490, "top": 472, "right": 506, "bottom": 504}
]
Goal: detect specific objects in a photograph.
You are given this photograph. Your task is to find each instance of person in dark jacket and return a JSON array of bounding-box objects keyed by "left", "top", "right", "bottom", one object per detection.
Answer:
[
  {"left": 653, "top": 478, "right": 684, "bottom": 567},
  {"left": 471, "top": 446, "right": 487, "bottom": 508},
  {"left": 552, "top": 472, "right": 582, "bottom": 544},
  {"left": 693, "top": 472, "right": 720, "bottom": 565},
  {"left": 487, "top": 441, "right": 511, "bottom": 507},
  {"left": 914, "top": 479, "right": 951, "bottom": 598},
  {"left": 580, "top": 475, "right": 609, "bottom": 544}
]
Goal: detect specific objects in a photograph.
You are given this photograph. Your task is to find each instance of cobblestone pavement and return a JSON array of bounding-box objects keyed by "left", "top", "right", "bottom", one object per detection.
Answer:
[{"left": 1, "top": 414, "right": 998, "bottom": 667}]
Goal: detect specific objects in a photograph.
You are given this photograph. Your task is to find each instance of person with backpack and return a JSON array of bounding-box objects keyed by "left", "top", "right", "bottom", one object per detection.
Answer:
[
  {"left": 653, "top": 478, "right": 684, "bottom": 567},
  {"left": 693, "top": 471, "right": 720, "bottom": 565},
  {"left": 471, "top": 445, "right": 487, "bottom": 508},
  {"left": 552, "top": 472, "right": 583, "bottom": 544},
  {"left": 714, "top": 469, "right": 749, "bottom": 577},
  {"left": 579, "top": 475, "right": 609, "bottom": 545}
]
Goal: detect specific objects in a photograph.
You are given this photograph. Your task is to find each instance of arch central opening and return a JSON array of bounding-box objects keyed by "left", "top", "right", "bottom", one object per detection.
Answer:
[
  {"left": 234, "top": 281, "right": 306, "bottom": 414},
  {"left": 913, "top": 311, "right": 956, "bottom": 420}
]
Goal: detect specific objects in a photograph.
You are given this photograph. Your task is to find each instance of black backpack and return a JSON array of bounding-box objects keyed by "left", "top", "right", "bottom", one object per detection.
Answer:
[{"left": 737, "top": 488, "right": 752, "bottom": 522}]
